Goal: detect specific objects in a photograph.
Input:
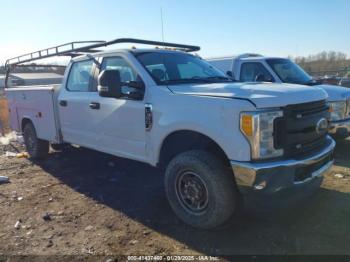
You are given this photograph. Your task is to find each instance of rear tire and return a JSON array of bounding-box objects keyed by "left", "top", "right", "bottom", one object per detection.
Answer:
[
  {"left": 51, "top": 143, "right": 70, "bottom": 151},
  {"left": 165, "top": 150, "right": 238, "bottom": 229},
  {"left": 23, "top": 122, "right": 49, "bottom": 159}
]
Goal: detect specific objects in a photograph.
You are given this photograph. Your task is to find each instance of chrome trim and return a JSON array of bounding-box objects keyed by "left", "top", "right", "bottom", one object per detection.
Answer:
[
  {"left": 231, "top": 136, "right": 335, "bottom": 190},
  {"left": 145, "top": 103, "right": 153, "bottom": 131},
  {"left": 316, "top": 118, "right": 328, "bottom": 135},
  {"left": 329, "top": 118, "right": 350, "bottom": 135}
]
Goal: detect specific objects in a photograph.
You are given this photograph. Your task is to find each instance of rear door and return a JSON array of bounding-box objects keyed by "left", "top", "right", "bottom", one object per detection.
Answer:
[{"left": 58, "top": 59, "right": 96, "bottom": 147}]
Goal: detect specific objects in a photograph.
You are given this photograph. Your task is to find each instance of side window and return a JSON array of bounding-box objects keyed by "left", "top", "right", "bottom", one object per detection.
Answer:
[
  {"left": 66, "top": 60, "right": 94, "bottom": 92},
  {"left": 240, "top": 62, "right": 274, "bottom": 82},
  {"left": 101, "top": 56, "right": 138, "bottom": 82}
]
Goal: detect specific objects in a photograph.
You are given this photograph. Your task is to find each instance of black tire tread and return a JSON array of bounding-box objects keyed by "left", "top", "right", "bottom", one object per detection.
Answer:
[
  {"left": 23, "top": 122, "right": 49, "bottom": 159},
  {"left": 51, "top": 143, "right": 69, "bottom": 151},
  {"left": 165, "top": 150, "right": 238, "bottom": 229}
]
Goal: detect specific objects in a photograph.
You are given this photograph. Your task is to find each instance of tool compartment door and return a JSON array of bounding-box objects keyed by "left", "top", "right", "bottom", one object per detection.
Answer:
[{"left": 6, "top": 86, "right": 60, "bottom": 143}]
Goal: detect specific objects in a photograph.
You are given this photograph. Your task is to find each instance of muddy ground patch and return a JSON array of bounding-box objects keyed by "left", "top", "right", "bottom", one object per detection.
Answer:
[{"left": 0, "top": 139, "right": 349, "bottom": 256}]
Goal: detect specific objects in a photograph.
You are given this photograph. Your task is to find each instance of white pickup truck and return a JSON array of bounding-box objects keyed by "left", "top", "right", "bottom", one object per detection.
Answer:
[
  {"left": 5, "top": 39, "right": 335, "bottom": 229},
  {"left": 207, "top": 54, "right": 350, "bottom": 139}
]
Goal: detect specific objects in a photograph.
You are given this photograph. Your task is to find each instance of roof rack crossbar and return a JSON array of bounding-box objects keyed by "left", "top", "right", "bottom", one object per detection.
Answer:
[
  {"left": 5, "top": 38, "right": 200, "bottom": 68},
  {"left": 5, "top": 40, "right": 106, "bottom": 67},
  {"left": 13, "top": 64, "right": 67, "bottom": 68},
  {"left": 105, "top": 38, "right": 200, "bottom": 52}
]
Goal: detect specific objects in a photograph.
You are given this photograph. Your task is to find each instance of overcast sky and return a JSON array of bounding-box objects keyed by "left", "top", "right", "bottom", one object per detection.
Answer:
[{"left": 1, "top": 0, "right": 349, "bottom": 65}]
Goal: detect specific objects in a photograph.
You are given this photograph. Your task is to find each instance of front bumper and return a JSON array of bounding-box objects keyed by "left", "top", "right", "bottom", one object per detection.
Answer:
[
  {"left": 230, "top": 136, "right": 335, "bottom": 196},
  {"left": 329, "top": 118, "right": 350, "bottom": 138}
]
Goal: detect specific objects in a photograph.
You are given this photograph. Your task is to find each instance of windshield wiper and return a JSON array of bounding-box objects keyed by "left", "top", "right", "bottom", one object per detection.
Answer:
[
  {"left": 160, "top": 76, "right": 235, "bottom": 85},
  {"left": 161, "top": 78, "right": 212, "bottom": 84},
  {"left": 305, "top": 79, "right": 321, "bottom": 86},
  {"left": 204, "top": 76, "right": 235, "bottom": 82}
]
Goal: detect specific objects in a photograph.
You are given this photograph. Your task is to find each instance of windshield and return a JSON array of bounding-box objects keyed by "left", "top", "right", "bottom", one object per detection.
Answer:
[
  {"left": 134, "top": 51, "right": 233, "bottom": 85},
  {"left": 266, "top": 58, "right": 313, "bottom": 85}
]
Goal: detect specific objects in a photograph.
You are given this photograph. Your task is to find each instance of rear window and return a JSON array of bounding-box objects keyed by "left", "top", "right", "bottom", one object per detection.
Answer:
[
  {"left": 240, "top": 62, "right": 274, "bottom": 82},
  {"left": 66, "top": 60, "right": 94, "bottom": 92}
]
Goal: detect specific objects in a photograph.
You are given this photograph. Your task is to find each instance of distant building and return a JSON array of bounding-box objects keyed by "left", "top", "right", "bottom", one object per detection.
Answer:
[
  {"left": 1, "top": 73, "right": 63, "bottom": 98},
  {"left": 1, "top": 72, "right": 63, "bottom": 88},
  {"left": 9, "top": 72, "right": 63, "bottom": 87}
]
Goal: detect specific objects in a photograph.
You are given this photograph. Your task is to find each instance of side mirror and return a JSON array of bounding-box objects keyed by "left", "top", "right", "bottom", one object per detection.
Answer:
[
  {"left": 255, "top": 74, "right": 272, "bottom": 82},
  {"left": 127, "top": 80, "right": 145, "bottom": 90},
  {"left": 121, "top": 86, "right": 144, "bottom": 100},
  {"left": 98, "top": 70, "right": 122, "bottom": 98},
  {"left": 226, "top": 71, "right": 234, "bottom": 78},
  {"left": 121, "top": 81, "right": 145, "bottom": 100}
]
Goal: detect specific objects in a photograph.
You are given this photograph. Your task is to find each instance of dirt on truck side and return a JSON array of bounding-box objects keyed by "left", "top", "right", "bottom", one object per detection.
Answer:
[
  {"left": 0, "top": 100, "right": 350, "bottom": 257},
  {"left": 0, "top": 98, "right": 10, "bottom": 135}
]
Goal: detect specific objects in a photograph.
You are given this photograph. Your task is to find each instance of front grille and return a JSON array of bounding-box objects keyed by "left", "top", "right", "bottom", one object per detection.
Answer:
[
  {"left": 286, "top": 99, "right": 328, "bottom": 117},
  {"left": 274, "top": 100, "right": 330, "bottom": 158}
]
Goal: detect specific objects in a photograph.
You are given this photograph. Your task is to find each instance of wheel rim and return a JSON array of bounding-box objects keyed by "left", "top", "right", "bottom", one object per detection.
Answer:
[{"left": 175, "top": 171, "right": 209, "bottom": 214}]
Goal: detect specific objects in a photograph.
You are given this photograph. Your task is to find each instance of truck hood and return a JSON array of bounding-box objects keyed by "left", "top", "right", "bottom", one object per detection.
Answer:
[
  {"left": 316, "top": 84, "right": 350, "bottom": 101},
  {"left": 168, "top": 82, "right": 328, "bottom": 108}
]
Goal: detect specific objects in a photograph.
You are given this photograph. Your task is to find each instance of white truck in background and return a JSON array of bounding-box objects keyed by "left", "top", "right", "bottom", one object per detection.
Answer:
[
  {"left": 207, "top": 54, "right": 350, "bottom": 139},
  {"left": 5, "top": 39, "right": 335, "bottom": 229}
]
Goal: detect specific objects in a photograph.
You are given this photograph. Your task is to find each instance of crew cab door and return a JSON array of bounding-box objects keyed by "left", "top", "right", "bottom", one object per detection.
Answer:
[
  {"left": 88, "top": 55, "right": 147, "bottom": 162},
  {"left": 58, "top": 59, "right": 97, "bottom": 148}
]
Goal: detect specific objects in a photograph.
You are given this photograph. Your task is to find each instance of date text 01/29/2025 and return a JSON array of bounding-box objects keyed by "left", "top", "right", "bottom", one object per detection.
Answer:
[{"left": 127, "top": 255, "right": 220, "bottom": 261}]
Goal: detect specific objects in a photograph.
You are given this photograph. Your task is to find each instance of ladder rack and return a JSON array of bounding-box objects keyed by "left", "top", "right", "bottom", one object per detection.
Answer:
[
  {"left": 5, "top": 41, "right": 106, "bottom": 67},
  {"left": 5, "top": 38, "right": 200, "bottom": 68}
]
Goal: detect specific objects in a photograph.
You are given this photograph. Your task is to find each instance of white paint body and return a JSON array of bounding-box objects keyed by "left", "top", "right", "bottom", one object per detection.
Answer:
[
  {"left": 6, "top": 49, "right": 328, "bottom": 167},
  {"left": 6, "top": 86, "right": 61, "bottom": 142},
  {"left": 206, "top": 55, "right": 350, "bottom": 104}
]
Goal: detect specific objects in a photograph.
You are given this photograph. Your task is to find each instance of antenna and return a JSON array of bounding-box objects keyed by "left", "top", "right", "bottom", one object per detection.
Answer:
[{"left": 160, "top": 7, "right": 165, "bottom": 43}]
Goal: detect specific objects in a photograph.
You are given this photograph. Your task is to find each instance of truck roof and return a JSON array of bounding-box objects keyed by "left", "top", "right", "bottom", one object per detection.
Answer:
[
  {"left": 100, "top": 48, "right": 191, "bottom": 55},
  {"left": 239, "top": 56, "right": 288, "bottom": 61},
  {"left": 70, "top": 48, "right": 194, "bottom": 63},
  {"left": 207, "top": 54, "right": 288, "bottom": 61}
]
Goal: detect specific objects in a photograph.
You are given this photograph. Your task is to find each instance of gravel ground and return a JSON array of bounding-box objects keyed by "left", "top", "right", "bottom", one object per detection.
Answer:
[{"left": 0, "top": 138, "right": 349, "bottom": 258}]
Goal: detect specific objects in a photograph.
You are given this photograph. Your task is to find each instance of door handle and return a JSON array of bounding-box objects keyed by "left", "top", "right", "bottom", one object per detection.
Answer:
[
  {"left": 59, "top": 100, "right": 67, "bottom": 107},
  {"left": 89, "top": 102, "right": 100, "bottom": 110}
]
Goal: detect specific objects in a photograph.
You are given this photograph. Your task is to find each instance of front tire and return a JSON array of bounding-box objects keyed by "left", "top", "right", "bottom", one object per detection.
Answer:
[
  {"left": 23, "top": 122, "right": 49, "bottom": 159},
  {"left": 165, "top": 150, "right": 238, "bottom": 229}
]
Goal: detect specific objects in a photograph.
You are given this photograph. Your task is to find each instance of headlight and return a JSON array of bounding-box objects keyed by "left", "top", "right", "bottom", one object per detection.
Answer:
[
  {"left": 240, "top": 110, "right": 283, "bottom": 160},
  {"left": 328, "top": 101, "right": 347, "bottom": 121}
]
